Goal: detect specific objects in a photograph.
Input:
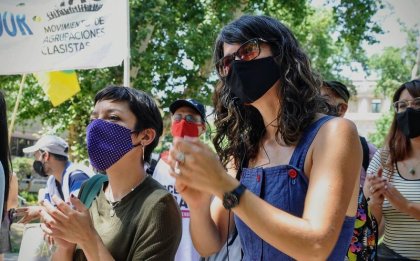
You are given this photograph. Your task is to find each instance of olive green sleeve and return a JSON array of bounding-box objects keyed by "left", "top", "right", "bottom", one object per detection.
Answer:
[{"left": 131, "top": 193, "right": 182, "bottom": 261}]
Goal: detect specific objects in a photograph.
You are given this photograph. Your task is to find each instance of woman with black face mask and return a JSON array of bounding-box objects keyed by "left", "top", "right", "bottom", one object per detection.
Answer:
[
  {"left": 364, "top": 79, "right": 420, "bottom": 261},
  {"left": 168, "top": 15, "right": 362, "bottom": 260}
]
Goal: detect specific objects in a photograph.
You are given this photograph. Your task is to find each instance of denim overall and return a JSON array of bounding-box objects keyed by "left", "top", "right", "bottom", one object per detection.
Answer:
[{"left": 235, "top": 116, "right": 356, "bottom": 261}]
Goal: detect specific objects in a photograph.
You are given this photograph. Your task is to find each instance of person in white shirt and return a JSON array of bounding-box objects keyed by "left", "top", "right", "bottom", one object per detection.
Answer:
[
  {"left": 15, "top": 135, "right": 93, "bottom": 223},
  {"left": 153, "top": 98, "right": 206, "bottom": 261}
]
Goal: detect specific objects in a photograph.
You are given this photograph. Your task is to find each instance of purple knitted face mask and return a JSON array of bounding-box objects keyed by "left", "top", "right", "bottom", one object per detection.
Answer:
[{"left": 86, "top": 119, "right": 140, "bottom": 171}]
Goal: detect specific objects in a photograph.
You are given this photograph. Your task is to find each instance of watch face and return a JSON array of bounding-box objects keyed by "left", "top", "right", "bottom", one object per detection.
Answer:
[{"left": 223, "top": 193, "right": 239, "bottom": 210}]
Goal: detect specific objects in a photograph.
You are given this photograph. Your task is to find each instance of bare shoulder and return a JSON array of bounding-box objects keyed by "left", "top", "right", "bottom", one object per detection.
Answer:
[
  {"left": 309, "top": 116, "right": 359, "bottom": 156},
  {"left": 305, "top": 115, "right": 360, "bottom": 172},
  {"left": 317, "top": 116, "right": 358, "bottom": 139}
]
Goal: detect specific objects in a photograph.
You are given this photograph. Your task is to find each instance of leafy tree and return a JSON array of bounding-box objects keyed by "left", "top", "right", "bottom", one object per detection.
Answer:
[
  {"left": 11, "top": 157, "right": 33, "bottom": 181},
  {"left": 368, "top": 112, "right": 392, "bottom": 148},
  {"left": 368, "top": 27, "right": 419, "bottom": 147},
  {"left": 1, "top": 0, "right": 384, "bottom": 161}
]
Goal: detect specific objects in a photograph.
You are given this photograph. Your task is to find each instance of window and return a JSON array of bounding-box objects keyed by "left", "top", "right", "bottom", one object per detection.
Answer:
[{"left": 371, "top": 99, "right": 381, "bottom": 113}]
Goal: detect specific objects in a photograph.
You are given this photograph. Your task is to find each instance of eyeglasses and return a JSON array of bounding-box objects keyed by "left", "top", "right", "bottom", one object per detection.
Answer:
[
  {"left": 172, "top": 114, "right": 202, "bottom": 123},
  {"left": 216, "top": 38, "right": 268, "bottom": 77},
  {"left": 393, "top": 97, "right": 420, "bottom": 112}
]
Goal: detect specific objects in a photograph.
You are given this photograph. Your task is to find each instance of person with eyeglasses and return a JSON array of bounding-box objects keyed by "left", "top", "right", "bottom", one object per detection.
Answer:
[
  {"left": 167, "top": 15, "right": 362, "bottom": 260},
  {"left": 363, "top": 79, "right": 420, "bottom": 261},
  {"left": 152, "top": 98, "right": 207, "bottom": 261}
]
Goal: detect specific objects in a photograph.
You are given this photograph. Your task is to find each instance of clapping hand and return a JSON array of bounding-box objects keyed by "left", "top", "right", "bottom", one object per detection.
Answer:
[
  {"left": 384, "top": 183, "right": 410, "bottom": 214},
  {"left": 40, "top": 195, "right": 96, "bottom": 246}
]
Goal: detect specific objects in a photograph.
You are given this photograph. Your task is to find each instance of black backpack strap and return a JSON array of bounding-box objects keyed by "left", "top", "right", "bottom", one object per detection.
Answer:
[
  {"left": 360, "top": 136, "right": 370, "bottom": 172},
  {"left": 78, "top": 174, "right": 108, "bottom": 208}
]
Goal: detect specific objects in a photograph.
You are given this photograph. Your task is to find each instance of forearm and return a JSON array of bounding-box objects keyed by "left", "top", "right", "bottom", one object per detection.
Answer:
[
  {"left": 51, "top": 246, "right": 75, "bottom": 261},
  {"left": 189, "top": 203, "right": 224, "bottom": 256},
  {"left": 231, "top": 190, "right": 340, "bottom": 261},
  {"left": 79, "top": 232, "right": 114, "bottom": 261},
  {"left": 368, "top": 202, "right": 383, "bottom": 225},
  {"left": 405, "top": 202, "right": 420, "bottom": 220}
]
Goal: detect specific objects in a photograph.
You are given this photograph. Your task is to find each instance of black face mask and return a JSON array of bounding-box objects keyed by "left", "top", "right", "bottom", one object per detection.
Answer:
[
  {"left": 396, "top": 108, "right": 420, "bottom": 139},
  {"left": 226, "top": 56, "right": 280, "bottom": 104},
  {"left": 33, "top": 160, "right": 48, "bottom": 177}
]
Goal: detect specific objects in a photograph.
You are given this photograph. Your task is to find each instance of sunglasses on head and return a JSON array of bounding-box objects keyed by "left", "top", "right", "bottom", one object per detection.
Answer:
[{"left": 216, "top": 38, "right": 268, "bottom": 77}]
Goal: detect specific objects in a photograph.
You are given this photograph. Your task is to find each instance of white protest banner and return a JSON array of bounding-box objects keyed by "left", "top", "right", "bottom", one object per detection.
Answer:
[{"left": 0, "top": 0, "right": 127, "bottom": 75}]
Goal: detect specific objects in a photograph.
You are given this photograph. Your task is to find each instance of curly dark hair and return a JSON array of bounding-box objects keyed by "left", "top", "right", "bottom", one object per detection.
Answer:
[{"left": 212, "top": 15, "right": 324, "bottom": 171}]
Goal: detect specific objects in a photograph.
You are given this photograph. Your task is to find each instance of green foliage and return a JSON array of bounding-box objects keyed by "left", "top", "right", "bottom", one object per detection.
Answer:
[
  {"left": 367, "top": 24, "right": 419, "bottom": 150},
  {"left": 332, "top": 0, "right": 384, "bottom": 53},
  {"left": 370, "top": 47, "right": 413, "bottom": 96},
  {"left": 1, "top": 0, "right": 384, "bottom": 160},
  {"left": 12, "top": 157, "right": 33, "bottom": 180},
  {"left": 370, "top": 28, "right": 419, "bottom": 96},
  {"left": 368, "top": 112, "right": 393, "bottom": 148},
  {"left": 19, "top": 191, "right": 38, "bottom": 205}
]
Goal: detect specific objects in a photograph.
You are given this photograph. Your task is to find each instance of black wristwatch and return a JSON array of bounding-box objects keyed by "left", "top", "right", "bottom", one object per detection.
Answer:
[{"left": 223, "top": 184, "right": 246, "bottom": 210}]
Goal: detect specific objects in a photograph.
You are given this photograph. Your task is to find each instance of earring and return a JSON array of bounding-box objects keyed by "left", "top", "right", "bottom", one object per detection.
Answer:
[{"left": 141, "top": 143, "right": 144, "bottom": 162}]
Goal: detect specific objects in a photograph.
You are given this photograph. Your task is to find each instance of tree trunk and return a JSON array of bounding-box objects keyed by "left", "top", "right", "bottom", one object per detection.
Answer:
[{"left": 68, "top": 123, "right": 77, "bottom": 162}]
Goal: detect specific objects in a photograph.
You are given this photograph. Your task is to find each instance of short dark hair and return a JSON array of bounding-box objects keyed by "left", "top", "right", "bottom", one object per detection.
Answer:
[
  {"left": 0, "top": 91, "right": 11, "bottom": 220},
  {"left": 94, "top": 86, "right": 163, "bottom": 163}
]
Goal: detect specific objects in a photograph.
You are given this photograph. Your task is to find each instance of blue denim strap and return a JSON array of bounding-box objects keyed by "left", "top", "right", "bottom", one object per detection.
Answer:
[{"left": 288, "top": 116, "right": 334, "bottom": 170}]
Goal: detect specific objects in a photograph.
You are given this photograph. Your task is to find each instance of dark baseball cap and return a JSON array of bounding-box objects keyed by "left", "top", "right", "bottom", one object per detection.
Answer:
[
  {"left": 169, "top": 98, "right": 206, "bottom": 121},
  {"left": 323, "top": 81, "right": 350, "bottom": 103}
]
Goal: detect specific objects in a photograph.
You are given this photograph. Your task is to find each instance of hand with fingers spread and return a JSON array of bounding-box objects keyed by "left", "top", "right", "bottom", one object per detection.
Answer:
[
  {"left": 168, "top": 137, "right": 239, "bottom": 199},
  {"left": 15, "top": 206, "right": 43, "bottom": 224}
]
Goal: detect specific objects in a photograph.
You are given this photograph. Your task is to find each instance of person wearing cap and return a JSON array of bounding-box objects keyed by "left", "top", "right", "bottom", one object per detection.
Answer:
[
  {"left": 321, "top": 80, "right": 350, "bottom": 117},
  {"left": 15, "top": 135, "right": 93, "bottom": 223},
  {"left": 152, "top": 98, "right": 206, "bottom": 261},
  {"left": 321, "top": 80, "right": 378, "bottom": 261}
]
